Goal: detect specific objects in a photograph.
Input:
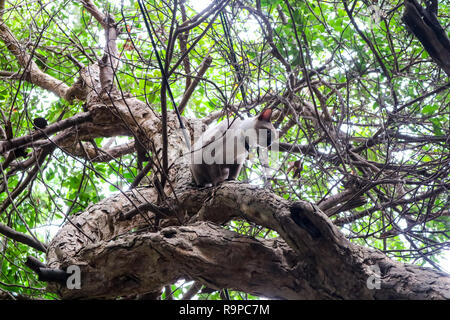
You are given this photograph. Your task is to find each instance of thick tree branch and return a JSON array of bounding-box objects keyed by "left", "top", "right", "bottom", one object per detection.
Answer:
[
  {"left": 0, "top": 21, "right": 71, "bottom": 100},
  {"left": 61, "top": 140, "right": 136, "bottom": 163},
  {"left": 79, "top": 0, "right": 107, "bottom": 28},
  {"left": 179, "top": 55, "right": 212, "bottom": 114},
  {"left": 0, "top": 112, "right": 92, "bottom": 156},
  {"left": 402, "top": 0, "right": 450, "bottom": 76},
  {"left": 0, "top": 222, "right": 47, "bottom": 252},
  {"left": 46, "top": 181, "right": 450, "bottom": 299}
]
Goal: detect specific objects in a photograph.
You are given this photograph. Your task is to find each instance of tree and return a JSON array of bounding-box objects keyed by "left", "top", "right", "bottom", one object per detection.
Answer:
[{"left": 0, "top": 0, "right": 449, "bottom": 300}]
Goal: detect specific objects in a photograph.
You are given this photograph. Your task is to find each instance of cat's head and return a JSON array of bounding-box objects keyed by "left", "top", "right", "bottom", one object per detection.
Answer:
[{"left": 253, "top": 108, "right": 278, "bottom": 148}]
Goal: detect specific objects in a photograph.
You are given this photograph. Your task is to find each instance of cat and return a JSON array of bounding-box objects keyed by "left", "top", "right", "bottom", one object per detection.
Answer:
[{"left": 190, "top": 109, "right": 277, "bottom": 186}]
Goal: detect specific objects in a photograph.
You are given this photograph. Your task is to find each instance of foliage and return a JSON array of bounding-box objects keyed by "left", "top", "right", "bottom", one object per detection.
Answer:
[{"left": 0, "top": 0, "right": 448, "bottom": 299}]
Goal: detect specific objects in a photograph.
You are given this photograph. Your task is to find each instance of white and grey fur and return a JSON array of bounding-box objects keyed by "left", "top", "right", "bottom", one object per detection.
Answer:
[{"left": 190, "top": 109, "right": 277, "bottom": 186}]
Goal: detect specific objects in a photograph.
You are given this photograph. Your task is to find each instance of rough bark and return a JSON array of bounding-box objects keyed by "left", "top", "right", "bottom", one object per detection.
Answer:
[
  {"left": 46, "top": 177, "right": 450, "bottom": 299},
  {"left": 402, "top": 0, "right": 450, "bottom": 76},
  {"left": 0, "top": 21, "right": 70, "bottom": 99}
]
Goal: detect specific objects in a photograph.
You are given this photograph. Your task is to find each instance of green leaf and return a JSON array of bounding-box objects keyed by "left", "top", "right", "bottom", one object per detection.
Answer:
[
  {"left": 430, "top": 118, "right": 443, "bottom": 135},
  {"left": 147, "top": 93, "right": 156, "bottom": 104},
  {"left": 421, "top": 105, "right": 438, "bottom": 115}
]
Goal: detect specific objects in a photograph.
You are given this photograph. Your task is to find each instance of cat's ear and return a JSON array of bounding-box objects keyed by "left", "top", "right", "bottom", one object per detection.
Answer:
[{"left": 258, "top": 108, "right": 272, "bottom": 122}]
